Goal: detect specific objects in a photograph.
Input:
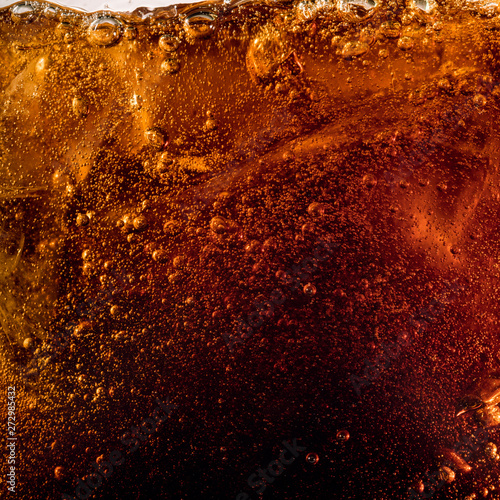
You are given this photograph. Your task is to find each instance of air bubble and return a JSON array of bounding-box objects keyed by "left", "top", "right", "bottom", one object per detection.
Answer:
[
  {"left": 145, "top": 127, "right": 167, "bottom": 150},
  {"left": 72, "top": 96, "right": 89, "bottom": 119},
  {"left": 152, "top": 249, "right": 167, "bottom": 262},
  {"left": 413, "top": 0, "right": 434, "bottom": 12},
  {"left": 133, "top": 216, "right": 147, "bottom": 231},
  {"left": 398, "top": 36, "right": 414, "bottom": 51},
  {"left": 336, "top": 430, "right": 350, "bottom": 442},
  {"left": 204, "top": 116, "right": 217, "bottom": 131},
  {"left": 88, "top": 17, "right": 122, "bottom": 47},
  {"left": 173, "top": 255, "right": 186, "bottom": 268},
  {"left": 123, "top": 26, "right": 137, "bottom": 40},
  {"left": 76, "top": 214, "right": 90, "bottom": 227},
  {"left": 474, "top": 94, "right": 487, "bottom": 108},
  {"left": 307, "top": 202, "right": 326, "bottom": 216},
  {"left": 159, "top": 34, "right": 181, "bottom": 52},
  {"left": 342, "top": 41, "right": 369, "bottom": 59},
  {"left": 184, "top": 11, "right": 216, "bottom": 39},
  {"left": 161, "top": 58, "right": 181, "bottom": 75},
  {"left": 362, "top": 173, "right": 377, "bottom": 188},
  {"left": 164, "top": 220, "right": 182, "bottom": 235},
  {"left": 210, "top": 216, "right": 230, "bottom": 234},
  {"left": 380, "top": 21, "right": 401, "bottom": 38},
  {"left": 54, "top": 466, "right": 65, "bottom": 480},
  {"left": 43, "top": 5, "right": 58, "bottom": 19},
  {"left": 23, "top": 337, "right": 34, "bottom": 349},
  {"left": 485, "top": 442, "right": 498, "bottom": 460},
  {"left": 306, "top": 452, "right": 319, "bottom": 465},
  {"left": 338, "top": 0, "right": 376, "bottom": 20},
  {"left": 247, "top": 24, "right": 288, "bottom": 81},
  {"left": 437, "top": 466, "right": 455, "bottom": 483},
  {"left": 11, "top": 2, "right": 35, "bottom": 23}
]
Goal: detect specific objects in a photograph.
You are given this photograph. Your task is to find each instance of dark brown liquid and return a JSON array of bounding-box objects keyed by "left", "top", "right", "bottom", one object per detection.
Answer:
[{"left": 2, "top": 1, "right": 500, "bottom": 499}]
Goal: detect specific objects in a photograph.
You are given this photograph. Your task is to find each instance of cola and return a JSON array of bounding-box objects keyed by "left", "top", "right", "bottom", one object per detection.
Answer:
[{"left": 2, "top": 0, "right": 500, "bottom": 499}]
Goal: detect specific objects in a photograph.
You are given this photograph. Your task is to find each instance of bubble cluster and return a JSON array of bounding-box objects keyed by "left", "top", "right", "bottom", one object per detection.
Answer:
[{"left": 1, "top": 0, "right": 500, "bottom": 499}]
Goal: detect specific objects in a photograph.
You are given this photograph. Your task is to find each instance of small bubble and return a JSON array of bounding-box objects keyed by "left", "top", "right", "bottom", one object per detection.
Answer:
[
  {"left": 82, "top": 262, "right": 94, "bottom": 275},
  {"left": 88, "top": 17, "right": 122, "bottom": 47},
  {"left": 397, "top": 36, "right": 414, "bottom": 51},
  {"left": 307, "top": 202, "right": 326, "bottom": 216},
  {"left": 64, "top": 32, "right": 75, "bottom": 44},
  {"left": 263, "top": 237, "right": 277, "bottom": 252},
  {"left": 210, "top": 216, "right": 230, "bottom": 234},
  {"left": 133, "top": 215, "right": 147, "bottom": 231},
  {"left": 74, "top": 322, "right": 92, "bottom": 337},
  {"left": 437, "top": 465, "right": 455, "bottom": 483},
  {"left": 161, "top": 57, "right": 181, "bottom": 75},
  {"left": 152, "top": 249, "right": 167, "bottom": 262},
  {"left": 72, "top": 96, "right": 89, "bottom": 119},
  {"left": 43, "top": 5, "right": 58, "bottom": 19},
  {"left": 301, "top": 222, "right": 316, "bottom": 236},
  {"left": 380, "top": 21, "right": 401, "bottom": 38},
  {"left": 54, "top": 466, "right": 65, "bottom": 480},
  {"left": 485, "top": 442, "right": 497, "bottom": 460},
  {"left": 303, "top": 283, "right": 317, "bottom": 296},
  {"left": 173, "top": 255, "right": 186, "bottom": 268},
  {"left": 438, "top": 78, "right": 451, "bottom": 91},
  {"left": 184, "top": 11, "right": 216, "bottom": 39},
  {"left": 342, "top": 41, "right": 369, "bottom": 59},
  {"left": 336, "top": 430, "right": 350, "bottom": 442},
  {"left": 159, "top": 34, "right": 181, "bottom": 51},
  {"left": 245, "top": 240, "right": 261, "bottom": 254},
  {"left": 306, "top": 452, "right": 319, "bottom": 465},
  {"left": 76, "top": 213, "right": 90, "bottom": 227},
  {"left": 474, "top": 94, "right": 487, "bottom": 108},
  {"left": 139, "top": 200, "right": 151, "bottom": 212},
  {"left": 23, "top": 337, "right": 34, "bottom": 350},
  {"left": 362, "top": 174, "right": 377, "bottom": 188},
  {"left": 123, "top": 26, "right": 137, "bottom": 40},
  {"left": 204, "top": 117, "right": 217, "bottom": 132},
  {"left": 164, "top": 220, "right": 182, "bottom": 236},
  {"left": 145, "top": 127, "right": 167, "bottom": 150},
  {"left": 168, "top": 272, "right": 181, "bottom": 284}
]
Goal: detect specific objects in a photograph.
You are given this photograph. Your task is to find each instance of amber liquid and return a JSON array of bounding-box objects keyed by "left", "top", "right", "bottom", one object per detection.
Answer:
[{"left": 2, "top": 1, "right": 500, "bottom": 499}]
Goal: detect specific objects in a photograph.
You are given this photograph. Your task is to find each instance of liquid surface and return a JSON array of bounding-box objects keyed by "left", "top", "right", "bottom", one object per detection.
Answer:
[{"left": 2, "top": 1, "right": 500, "bottom": 499}]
